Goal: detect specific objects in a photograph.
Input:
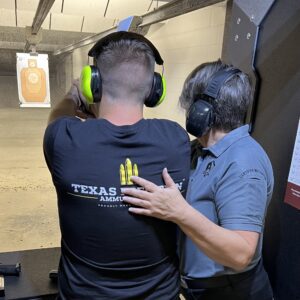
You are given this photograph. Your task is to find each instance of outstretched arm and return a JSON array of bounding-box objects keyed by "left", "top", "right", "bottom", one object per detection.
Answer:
[{"left": 122, "top": 168, "right": 259, "bottom": 271}]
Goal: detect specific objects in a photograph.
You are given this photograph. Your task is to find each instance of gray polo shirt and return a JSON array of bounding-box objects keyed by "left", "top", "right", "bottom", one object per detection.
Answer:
[{"left": 180, "top": 125, "right": 274, "bottom": 279}]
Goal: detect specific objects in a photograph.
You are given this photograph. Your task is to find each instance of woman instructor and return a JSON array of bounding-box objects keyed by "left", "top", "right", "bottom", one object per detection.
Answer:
[{"left": 122, "top": 60, "right": 274, "bottom": 300}]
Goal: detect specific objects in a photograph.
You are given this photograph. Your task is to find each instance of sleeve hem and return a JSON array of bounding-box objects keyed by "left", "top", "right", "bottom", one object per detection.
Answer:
[{"left": 221, "top": 223, "right": 262, "bottom": 233}]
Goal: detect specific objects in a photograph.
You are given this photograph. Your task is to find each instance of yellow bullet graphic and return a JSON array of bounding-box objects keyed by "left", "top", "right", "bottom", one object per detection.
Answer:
[
  {"left": 120, "top": 164, "right": 126, "bottom": 185},
  {"left": 120, "top": 158, "right": 139, "bottom": 185},
  {"left": 133, "top": 164, "right": 138, "bottom": 177},
  {"left": 125, "top": 158, "right": 133, "bottom": 185}
]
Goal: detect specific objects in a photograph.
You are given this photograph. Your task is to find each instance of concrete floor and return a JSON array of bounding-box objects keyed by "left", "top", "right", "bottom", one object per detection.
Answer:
[{"left": 0, "top": 108, "right": 60, "bottom": 252}]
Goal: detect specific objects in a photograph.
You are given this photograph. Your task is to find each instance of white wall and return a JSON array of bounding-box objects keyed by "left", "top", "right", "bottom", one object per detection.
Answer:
[
  {"left": 72, "top": 45, "right": 92, "bottom": 79},
  {"left": 54, "top": 53, "right": 73, "bottom": 95},
  {"left": 0, "top": 76, "right": 19, "bottom": 108},
  {"left": 144, "top": 3, "right": 226, "bottom": 127},
  {"left": 69, "top": 3, "right": 226, "bottom": 128}
]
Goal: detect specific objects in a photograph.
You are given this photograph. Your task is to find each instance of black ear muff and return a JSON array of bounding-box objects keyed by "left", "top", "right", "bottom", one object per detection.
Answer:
[
  {"left": 80, "top": 65, "right": 102, "bottom": 104},
  {"left": 186, "top": 68, "right": 240, "bottom": 137},
  {"left": 145, "top": 72, "right": 166, "bottom": 107},
  {"left": 186, "top": 100, "right": 214, "bottom": 137},
  {"left": 90, "top": 66, "right": 102, "bottom": 103}
]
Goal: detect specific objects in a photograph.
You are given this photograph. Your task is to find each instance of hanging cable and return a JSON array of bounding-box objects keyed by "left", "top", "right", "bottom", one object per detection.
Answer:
[
  {"left": 81, "top": 16, "right": 85, "bottom": 32},
  {"left": 49, "top": 12, "right": 52, "bottom": 29},
  {"left": 61, "top": 0, "right": 64, "bottom": 13},
  {"left": 147, "top": 0, "right": 154, "bottom": 11},
  {"left": 15, "top": 0, "right": 18, "bottom": 26},
  {"left": 104, "top": 0, "right": 110, "bottom": 17}
]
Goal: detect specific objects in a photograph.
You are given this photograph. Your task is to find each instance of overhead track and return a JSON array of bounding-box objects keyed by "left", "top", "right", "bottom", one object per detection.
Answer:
[
  {"left": 53, "top": 27, "right": 117, "bottom": 55},
  {"left": 32, "top": 0, "right": 56, "bottom": 34},
  {"left": 25, "top": 0, "right": 56, "bottom": 51},
  {"left": 141, "top": 0, "right": 223, "bottom": 27},
  {"left": 53, "top": 0, "right": 224, "bottom": 56}
]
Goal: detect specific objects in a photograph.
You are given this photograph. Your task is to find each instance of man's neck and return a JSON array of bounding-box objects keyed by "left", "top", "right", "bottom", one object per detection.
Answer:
[
  {"left": 98, "top": 97, "right": 143, "bottom": 126},
  {"left": 198, "top": 129, "right": 227, "bottom": 148}
]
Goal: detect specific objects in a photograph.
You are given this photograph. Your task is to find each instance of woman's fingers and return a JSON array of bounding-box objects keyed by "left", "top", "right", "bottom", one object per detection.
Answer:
[
  {"left": 121, "top": 187, "right": 152, "bottom": 200},
  {"left": 123, "top": 170, "right": 177, "bottom": 195},
  {"left": 128, "top": 207, "right": 152, "bottom": 216},
  {"left": 122, "top": 196, "right": 150, "bottom": 209},
  {"left": 162, "top": 168, "right": 177, "bottom": 188},
  {"left": 124, "top": 176, "right": 158, "bottom": 193}
]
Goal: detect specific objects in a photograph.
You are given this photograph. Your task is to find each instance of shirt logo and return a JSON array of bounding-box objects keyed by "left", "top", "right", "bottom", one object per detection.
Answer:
[
  {"left": 120, "top": 158, "right": 138, "bottom": 185},
  {"left": 68, "top": 157, "right": 186, "bottom": 208},
  {"left": 203, "top": 160, "right": 215, "bottom": 177}
]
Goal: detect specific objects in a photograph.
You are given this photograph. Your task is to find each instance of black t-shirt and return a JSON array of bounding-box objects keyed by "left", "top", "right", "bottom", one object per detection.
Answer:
[{"left": 44, "top": 117, "right": 190, "bottom": 299}]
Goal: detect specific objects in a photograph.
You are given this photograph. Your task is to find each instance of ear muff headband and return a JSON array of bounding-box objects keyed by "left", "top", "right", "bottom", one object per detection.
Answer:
[
  {"left": 186, "top": 68, "right": 240, "bottom": 137},
  {"left": 82, "top": 31, "right": 166, "bottom": 106},
  {"left": 88, "top": 31, "right": 164, "bottom": 65}
]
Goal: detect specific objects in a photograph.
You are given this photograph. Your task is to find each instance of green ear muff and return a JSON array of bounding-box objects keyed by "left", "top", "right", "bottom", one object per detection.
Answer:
[
  {"left": 80, "top": 65, "right": 102, "bottom": 104},
  {"left": 81, "top": 65, "right": 165, "bottom": 107},
  {"left": 155, "top": 74, "right": 166, "bottom": 106},
  {"left": 80, "top": 66, "right": 93, "bottom": 104},
  {"left": 144, "top": 72, "right": 166, "bottom": 107}
]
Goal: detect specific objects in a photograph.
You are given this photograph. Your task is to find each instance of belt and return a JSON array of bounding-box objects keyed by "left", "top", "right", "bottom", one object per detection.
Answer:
[{"left": 181, "top": 260, "right": 261, "bottom": 289}]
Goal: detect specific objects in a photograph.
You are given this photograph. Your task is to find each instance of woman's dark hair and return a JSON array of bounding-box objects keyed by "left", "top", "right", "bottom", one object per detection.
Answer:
[{"left": 179, "top": 60, "right": 253, "bottom": 132}]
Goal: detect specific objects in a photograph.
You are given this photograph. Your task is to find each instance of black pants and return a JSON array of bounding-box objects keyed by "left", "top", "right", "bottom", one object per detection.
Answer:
[{"left": 181, "top": 261, "right": 273, "bottom": 300}]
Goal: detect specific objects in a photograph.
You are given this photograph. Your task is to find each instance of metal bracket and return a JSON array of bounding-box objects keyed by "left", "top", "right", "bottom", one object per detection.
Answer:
[
  {"left": 117, "top": 16, "right": 143, "bottom": 32},
  {"left": 25, "top": 26, "right": 43, "bottom": 52},
  {"left": 24, "top": 0, "right": 55, "bottom": 52},
  {"left": 222, "top": 0, "right": 275, "bottom": 132}
]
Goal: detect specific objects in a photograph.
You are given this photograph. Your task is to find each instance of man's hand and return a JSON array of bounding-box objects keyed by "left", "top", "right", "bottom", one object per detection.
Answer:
[
  {"left": 121, "top": 168, "right": 189, "bottom": 222},
  {"left": 48, "top": 80, "right": 100, "bottom": 124},
  {"left": 66, "top": 79, "right": 99, "bottom": 119}
]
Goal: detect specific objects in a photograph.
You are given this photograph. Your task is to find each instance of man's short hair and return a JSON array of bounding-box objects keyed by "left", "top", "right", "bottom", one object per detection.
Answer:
[
  {"left": 96, "top": 39, "right": 155, "bottom": 104},
  {"left": 179, "top": 60, "right": 253, "bottom": 132}
]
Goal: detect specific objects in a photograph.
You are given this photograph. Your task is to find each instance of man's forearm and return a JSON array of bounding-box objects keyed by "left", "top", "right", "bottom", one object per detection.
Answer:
[{"left": 47, "top": 97, "right": 78, "bottom": 124}]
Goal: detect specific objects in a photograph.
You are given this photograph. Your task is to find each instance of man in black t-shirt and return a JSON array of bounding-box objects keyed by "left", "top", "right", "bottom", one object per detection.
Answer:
[{"left": 44, "top": 32, "right": 190, "bottom": 299}]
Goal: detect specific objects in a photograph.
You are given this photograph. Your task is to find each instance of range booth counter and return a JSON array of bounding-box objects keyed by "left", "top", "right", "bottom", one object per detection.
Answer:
[{"left": 0, "top": 248, "right": 59, "bottom": 300}]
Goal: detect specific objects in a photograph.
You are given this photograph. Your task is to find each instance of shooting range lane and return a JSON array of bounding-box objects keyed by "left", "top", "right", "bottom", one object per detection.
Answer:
[{"left": 0, "top": 108, "right": 60, "bottom": 253}]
